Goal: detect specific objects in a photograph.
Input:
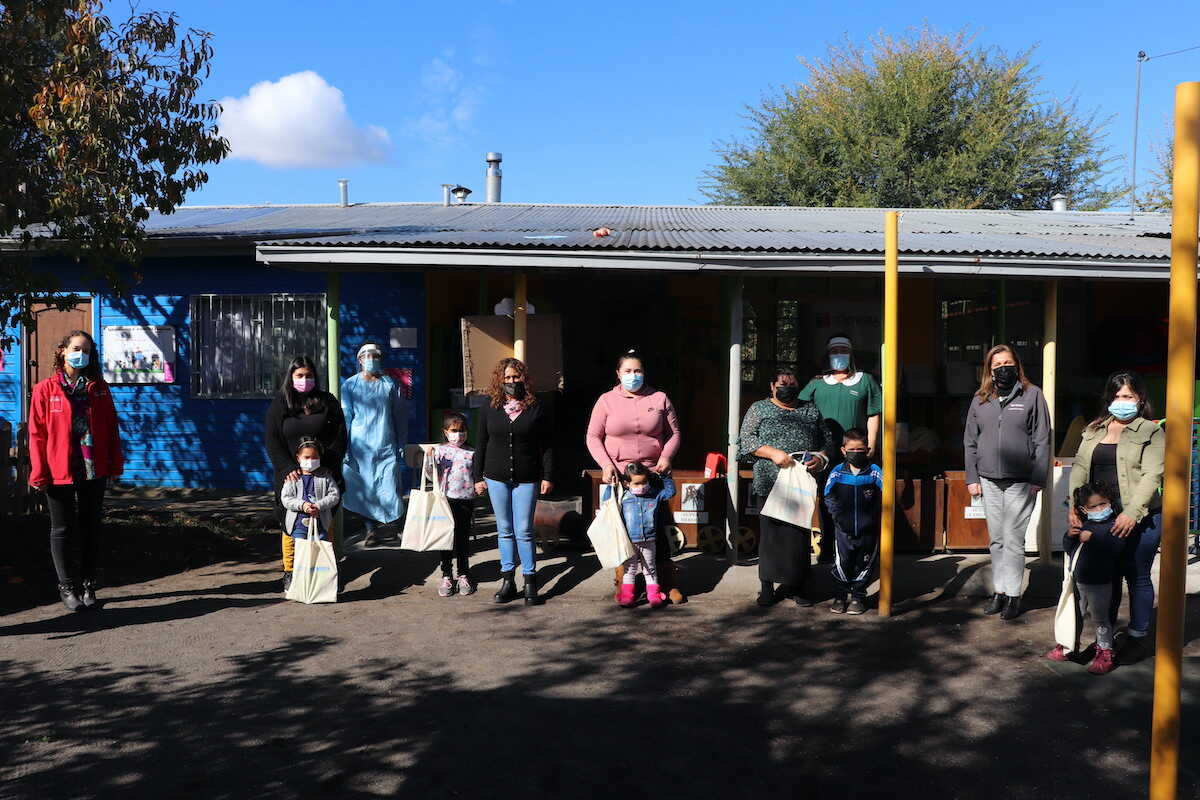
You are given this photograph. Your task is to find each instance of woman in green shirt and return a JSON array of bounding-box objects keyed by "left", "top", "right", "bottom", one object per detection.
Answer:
[{"left": 799, "top": 335, "right": 882, "bottom": 454}]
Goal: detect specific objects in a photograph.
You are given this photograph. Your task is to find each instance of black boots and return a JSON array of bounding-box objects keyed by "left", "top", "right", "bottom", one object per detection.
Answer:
[
  {"left": 523, "top": 573, "right": 540, "bottom": 606},
  {"left": 79, "top": 580, "right": 98, "bottom": 610},
  {"left": 756, "top": 580, "right": 775, "bottom": 607},
  {"left": 984, "top": 594, "right": 1005, "bottom": 615},
  {"left": 58, "top": 582, "right": 81, "bottom": 612},
  {"left": 493, "top": 571, "right": 519, "bottom": 604},
  {"left": 1000, "top": 595, "right": 1021, "bottom": 621},
  {"left": 494, "top": 572, "right": 539, "bottom": 605}
]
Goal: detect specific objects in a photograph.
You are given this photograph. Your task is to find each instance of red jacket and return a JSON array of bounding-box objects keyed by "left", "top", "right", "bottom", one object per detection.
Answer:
[{"left": 28, "top": 374, "right": 124, "bottom": 487}]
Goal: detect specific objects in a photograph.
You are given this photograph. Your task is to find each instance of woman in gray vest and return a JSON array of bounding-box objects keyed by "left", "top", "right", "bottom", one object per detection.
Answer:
[{"left": 963, "top": 344, "right": 1051, "bottom": 621}]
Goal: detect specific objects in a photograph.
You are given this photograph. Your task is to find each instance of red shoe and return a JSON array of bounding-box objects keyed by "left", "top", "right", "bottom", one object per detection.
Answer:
[
  {"left": 1045, "top": 644, "right": 1069, "bottom": 662},
  {"left": 646, "top": 583, "right": 665, "bottom": 608},
  {"left": 1087, "top": 648, "right": 1116, "bottom": 675},
  {"left": 617, "top": 583, "right": 636, "bottom": 608}
]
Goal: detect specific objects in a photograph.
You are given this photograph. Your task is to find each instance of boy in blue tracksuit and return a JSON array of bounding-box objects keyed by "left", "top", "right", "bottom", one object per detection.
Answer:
[{"left": 823, "top": 428, "right": 883, "bottom": 615}]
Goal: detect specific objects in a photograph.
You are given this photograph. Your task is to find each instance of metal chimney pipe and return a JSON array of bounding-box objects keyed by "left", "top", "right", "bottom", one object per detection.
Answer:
[
  {"left": 441, "top": 184, "right": 453, "bottom": 207},
  {"left": 485, "top": 152, "right": 502, "bottom": 203},
  {"left": 338, "top": 179, "right": 349, "bottom": 208},
  {"left": 1050, "top": 193, "right": 1068, "bottom": 212}
]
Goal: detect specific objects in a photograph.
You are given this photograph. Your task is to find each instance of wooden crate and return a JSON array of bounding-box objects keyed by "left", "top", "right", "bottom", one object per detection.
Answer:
[{"left": 943, "top": 470, "right": 991, "bottom": 550}]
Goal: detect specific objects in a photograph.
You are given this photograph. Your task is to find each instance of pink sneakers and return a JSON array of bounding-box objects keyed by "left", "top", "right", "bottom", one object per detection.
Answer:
[
  {"left": 1045, "top": 644, "right": 1069, "bottom": 662},
  {"left": 646, "top": 584, "right": 665, "bottom": 608},
  {"left": 1087, "top": 648, "right": 1116, "bottom": 675},
  {"left": 617, "top": 583, "right": 636, "bottom": 607}
]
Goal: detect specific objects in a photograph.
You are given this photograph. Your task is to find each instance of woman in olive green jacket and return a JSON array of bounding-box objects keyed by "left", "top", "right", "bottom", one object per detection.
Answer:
[{"left": 1067, "top": 372, "right": 1164, "bottom": 651}]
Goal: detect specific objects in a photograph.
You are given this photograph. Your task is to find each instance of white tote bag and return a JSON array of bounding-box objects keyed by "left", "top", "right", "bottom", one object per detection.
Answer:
[
  {"left": 587, "top": 480, "right": 637, "bottom": 569},
  {"left": 401, "top": 450, "right": 456, "bottom": 552},
  {"left": 286, "top": 517, "right": 339, "bottom": 604},
  {"left": 1053, "top": 542, "right": 1084, "bottom": 651},
  {"left": 758, "top": 454, "right": 820, "bottom": 528}
]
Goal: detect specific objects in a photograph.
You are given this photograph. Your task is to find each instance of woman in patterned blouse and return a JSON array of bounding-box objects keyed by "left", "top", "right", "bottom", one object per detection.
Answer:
[{"left": 738, "top": 367, "right": 831, "bottom": 608}]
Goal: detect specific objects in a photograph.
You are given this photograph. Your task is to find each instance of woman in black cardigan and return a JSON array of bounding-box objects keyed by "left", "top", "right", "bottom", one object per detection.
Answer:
[
  {"left": 472, "top": 358, "right": 554, "bottom": 605},
  {"left": 265, "top": 356, "right": 347, "bottom": 531}
]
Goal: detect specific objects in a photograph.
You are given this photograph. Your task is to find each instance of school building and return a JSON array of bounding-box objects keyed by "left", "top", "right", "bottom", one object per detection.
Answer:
[{"left": 1, "top": 184, "right": 1181, "bottom": 550}]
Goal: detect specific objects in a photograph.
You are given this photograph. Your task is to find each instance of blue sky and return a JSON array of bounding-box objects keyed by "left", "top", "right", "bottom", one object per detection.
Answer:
[{"left": 151, "top": 0, "right": 1200, "bottom": 208}]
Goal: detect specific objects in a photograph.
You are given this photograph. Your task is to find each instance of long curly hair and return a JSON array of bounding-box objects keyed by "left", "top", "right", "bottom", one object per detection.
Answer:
[
  {"left": 975, "top": 344, "right": 1030, "bottom": 402},
  {"left": 53, "top": 329, "right": 101, "bottom": 382},
  {"left": 487, "top": 357, "right": 537, "bottom": 409}
]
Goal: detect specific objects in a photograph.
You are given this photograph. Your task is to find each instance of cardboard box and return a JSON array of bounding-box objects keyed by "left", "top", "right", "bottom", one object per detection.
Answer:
[{"left": 461, "top": 314, "right": 564, "bottom": 394}]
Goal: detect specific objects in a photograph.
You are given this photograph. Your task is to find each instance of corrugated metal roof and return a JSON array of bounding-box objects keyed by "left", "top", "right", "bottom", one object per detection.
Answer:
[{"left": 140, "top": 203, "right": 1173, "bottom": 260}]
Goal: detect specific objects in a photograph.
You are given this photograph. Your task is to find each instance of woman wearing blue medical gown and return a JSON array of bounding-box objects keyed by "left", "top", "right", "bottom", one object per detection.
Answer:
[{"left": 341, "top": 342, "right": 407, "bottom": 545}]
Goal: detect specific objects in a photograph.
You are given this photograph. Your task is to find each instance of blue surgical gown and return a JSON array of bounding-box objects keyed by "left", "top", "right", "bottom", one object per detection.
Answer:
[{"left": 341, "top": 373, "right": 407, "bottom": 524}]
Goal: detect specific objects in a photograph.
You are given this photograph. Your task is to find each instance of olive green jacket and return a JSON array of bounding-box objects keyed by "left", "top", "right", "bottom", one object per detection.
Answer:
[{"left": 1068, "top": 416, "right": 1164, "bottom": 522}]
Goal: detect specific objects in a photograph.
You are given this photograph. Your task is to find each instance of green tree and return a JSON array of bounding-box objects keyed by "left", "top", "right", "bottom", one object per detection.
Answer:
[
  {"left": 702, "top": 27, "right": 1121, "bottom": 210},
  {"left": 1137, "top": 138, "right": 1173, "bottom": 212},
  {"left": 0, "top": 0, "right": 228, "bottom": 333}
]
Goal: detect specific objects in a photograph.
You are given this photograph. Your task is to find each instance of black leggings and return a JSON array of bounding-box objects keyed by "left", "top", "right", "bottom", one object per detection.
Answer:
[
  {"left": 46, "top": 478, "right": 107, "bottom": 584},
  {"left": 441, "top": 498, "right": 474, "bottom": 577}
]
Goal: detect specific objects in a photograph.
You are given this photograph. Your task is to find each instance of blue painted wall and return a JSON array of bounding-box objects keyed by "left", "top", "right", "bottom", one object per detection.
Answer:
[
  {"left": 0, "top": 256, "right": 427, "bottom": 491},
  {"left": 338, "top": 271, "right": 427, "bottom": 448},
  {"left": 0, "top": 321, "right": 20, "bottom": 433}
]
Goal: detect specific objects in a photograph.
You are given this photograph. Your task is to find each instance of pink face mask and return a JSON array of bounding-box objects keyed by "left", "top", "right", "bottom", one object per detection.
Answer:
[
  {"left": 629, "top": 484, "right": 651, "bottom": 496},
  {"left": 293, "top": 377, "right": 315, "bottom": 393}
]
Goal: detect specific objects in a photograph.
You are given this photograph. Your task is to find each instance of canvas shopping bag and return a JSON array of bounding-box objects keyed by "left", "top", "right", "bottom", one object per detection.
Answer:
[
  {"left": 401, "top": 450, "right": 456, "bottom": 552},
  {"left": 286, "top": 517, "right": 339, "bottom": 604},
  {"left": 587, "top": 479, "right": 637, "bottom": 569},
  {"left": 758, "top": 453, "right": 820, "bottom": 528},
  {"left": 1053, "top": 542, "right": 1084, "bottom": 651}
]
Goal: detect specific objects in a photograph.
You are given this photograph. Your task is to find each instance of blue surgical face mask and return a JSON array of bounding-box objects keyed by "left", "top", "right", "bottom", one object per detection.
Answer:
[
  {"left": 363, "top": 357, "right": 382, "bottom": 374},
  {"left": 620, "top": 372, "right": 644, "bottom": 392},
  {"left": 1108, "top": 400, "right": 1138, "bottom": 421},
  {"left": 65, "top": 351, "right": 90, "bottom": 369},
  {"left": 830, "top": 354, "right": 850, "bottom": 371},
  {"left": 1085, "top": 505, "right": 1114, "bottom": 523}
]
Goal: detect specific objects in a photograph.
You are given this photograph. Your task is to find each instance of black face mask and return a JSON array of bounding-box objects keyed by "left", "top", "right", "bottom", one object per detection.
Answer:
[
  {"left": 846, "top": 451, "right": 870, "bottom": 468},
  {"left": 993, "top": 365, "right": 1019, "bottom": 392},
  {"left": 774, "top": 384, "right": 800, "bottom": 404},
  {"left": 503, "top": 381, "right": 526, "bottom": 400}
]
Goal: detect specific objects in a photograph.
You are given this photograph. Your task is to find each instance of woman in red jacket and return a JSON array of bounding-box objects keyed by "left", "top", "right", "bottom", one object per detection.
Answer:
[{"left": 28, "top": 330, "right": 124, "bottom": 612}]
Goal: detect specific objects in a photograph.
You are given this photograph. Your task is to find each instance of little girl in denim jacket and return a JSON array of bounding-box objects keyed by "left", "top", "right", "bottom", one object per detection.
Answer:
[{"left": 602, "top": 462, "right": 676, "bottom": 608}]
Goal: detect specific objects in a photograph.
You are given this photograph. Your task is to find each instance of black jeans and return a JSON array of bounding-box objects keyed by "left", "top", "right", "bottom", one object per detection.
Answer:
[
  {"left": 441, "top": 498, "right": 475, "bottom": 577},
  {"left": 46, "top": 478, "right": 108, "bottom": 585}
]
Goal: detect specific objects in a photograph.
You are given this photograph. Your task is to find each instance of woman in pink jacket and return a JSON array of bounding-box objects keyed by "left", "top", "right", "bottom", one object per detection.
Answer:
[{"left": 586, "top": 349, "right": 684, "bottom": 601}]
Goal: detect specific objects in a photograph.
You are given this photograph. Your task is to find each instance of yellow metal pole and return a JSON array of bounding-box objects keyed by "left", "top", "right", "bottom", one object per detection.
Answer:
[
  {"left": 878, "top": 211, "right": 899, "bottom": 617},
  {"left": 1151, "top": 80, "right": 1200, "bottom": 800},
  {"left": 1037, "top": 280, "right": 1058, "bottom": 563},
  {"left": 513, "top": 272, "right": 528, "bottom": 362}
]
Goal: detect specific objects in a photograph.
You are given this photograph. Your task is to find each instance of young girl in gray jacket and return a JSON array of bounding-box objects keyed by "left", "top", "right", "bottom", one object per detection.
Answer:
[{"left": 280, "top": 438, "right": 341, "bottom": 593}]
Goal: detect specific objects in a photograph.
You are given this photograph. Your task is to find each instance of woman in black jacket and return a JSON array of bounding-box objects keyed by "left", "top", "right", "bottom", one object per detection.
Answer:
[
  {"left": 265, "top": 357, "right": 347, "bottom": 582},
  {"left": 471, "top": 358, "right": 554, "bottom": 605}
]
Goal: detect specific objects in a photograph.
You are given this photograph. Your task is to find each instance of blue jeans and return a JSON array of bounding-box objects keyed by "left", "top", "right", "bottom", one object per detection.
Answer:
[
  {"left": 1110, "top": 510, "right": 1162, "bottom": 638},
  {"left": 485, "top": 479, "right": 538, "bottom": 575}
]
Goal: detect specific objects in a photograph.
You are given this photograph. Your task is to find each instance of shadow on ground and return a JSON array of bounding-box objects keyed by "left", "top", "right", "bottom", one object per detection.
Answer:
[{"left": 3, "top": 599, "right": 1198, "bottom": 799}]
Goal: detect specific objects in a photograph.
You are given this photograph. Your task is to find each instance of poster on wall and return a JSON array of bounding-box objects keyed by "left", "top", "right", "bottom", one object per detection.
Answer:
[{"left": 102, "top": 326, "right": 176, "bottom": 384}]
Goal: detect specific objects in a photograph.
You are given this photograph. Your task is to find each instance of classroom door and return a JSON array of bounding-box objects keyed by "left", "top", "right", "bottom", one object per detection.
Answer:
[{"left": 26, "top": 300, "right": 92, "bottom": 405}]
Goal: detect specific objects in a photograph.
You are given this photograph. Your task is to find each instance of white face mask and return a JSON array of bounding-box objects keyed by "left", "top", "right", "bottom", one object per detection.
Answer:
[
  {"left": 299, "top": 458, "right": 320, "bottom": 471},
  {"left": 447, "top": 431, "right": 466, "bottom": 445}
]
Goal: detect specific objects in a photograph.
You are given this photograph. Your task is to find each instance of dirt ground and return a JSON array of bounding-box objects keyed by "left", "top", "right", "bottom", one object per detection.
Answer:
[{"left": 2, "top": 505, "right": 1199, "bottom": 800}]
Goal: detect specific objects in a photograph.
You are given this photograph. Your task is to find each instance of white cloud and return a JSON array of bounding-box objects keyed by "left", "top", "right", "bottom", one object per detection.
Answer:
[
  {"left": 218, "top": 71, "right": 391, "bottom": 168},
  {"left": 406, "top": 53, "right": 484, "bottom": 146}
]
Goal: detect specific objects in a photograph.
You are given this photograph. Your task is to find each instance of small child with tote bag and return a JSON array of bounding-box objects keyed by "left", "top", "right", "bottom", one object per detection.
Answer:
[{"left": 1046, "top": 482, "right": 1125, "bottom": 675}]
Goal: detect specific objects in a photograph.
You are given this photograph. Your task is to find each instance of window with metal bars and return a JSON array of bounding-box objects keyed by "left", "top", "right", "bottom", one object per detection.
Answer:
[{"left": 190, "top": 294, "right": 328, "bottom": 398}]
